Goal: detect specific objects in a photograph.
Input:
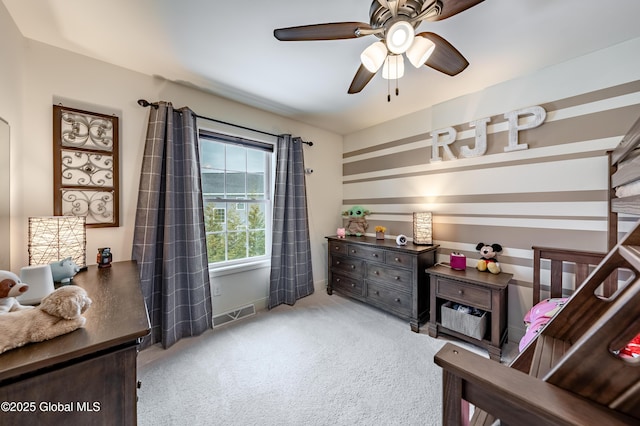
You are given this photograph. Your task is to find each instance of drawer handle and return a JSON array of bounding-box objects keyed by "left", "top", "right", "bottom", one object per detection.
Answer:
[
  {"left": 336, "top": 278, "right": 341, "bottom": 283},
  {"left": 372, "top": 253, "right": 378, "bottom": 257},
  {"left": 351, "top": 249, "right": 356, "bottom": 253},
  {"left": 394, "top": 276, "right": 400, "bottom": 280},
  {"left": 335, "top": 246, "right": 340, "bottom": 250},
  {"left": 351, "top": 265, "right": 355, "bottom": 269},
  {"left": 374, "top": 291, "right": 380, "bottom": 296},
  {"left": 374, "top": 270, "right": 379, "bottom": 275},
  {"left": 458, "top": 290, "right": 464, "bottom": 295},
  {"left": 395, "top": 298, "right": 401, "bottom": 303},
  {"left": 336, "top": 261, "right": 340, "bottom": 265},
  {"left": 395, "top": 257, "right": 400, "bottom": 262},
  {"left": 351, "top": 283, "right": 356, "bottom": 288}
]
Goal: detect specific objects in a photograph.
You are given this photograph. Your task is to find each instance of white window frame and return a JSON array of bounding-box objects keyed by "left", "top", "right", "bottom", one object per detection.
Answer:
[{"left": 198, "top": 123, "right": 276, "bottom": 275}]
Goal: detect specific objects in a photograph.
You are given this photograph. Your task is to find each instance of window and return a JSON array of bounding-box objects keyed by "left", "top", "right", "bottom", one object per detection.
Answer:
[{"left": 199, "top": 129, "right": 274, "bottom": 267}]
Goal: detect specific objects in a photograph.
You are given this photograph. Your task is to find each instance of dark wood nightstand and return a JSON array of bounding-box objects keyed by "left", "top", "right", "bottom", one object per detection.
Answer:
[{"left": 426, "top": 264, "right": 511, "bottom": 361}]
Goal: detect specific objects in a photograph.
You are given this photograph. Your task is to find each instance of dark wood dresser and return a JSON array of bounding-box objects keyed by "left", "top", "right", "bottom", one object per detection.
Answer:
[
  {"left": 0, "top": 261, "right": 150, "bottom": 425},
  {"left": 326, "top": 235, "right": 438, "bottom": 332}
]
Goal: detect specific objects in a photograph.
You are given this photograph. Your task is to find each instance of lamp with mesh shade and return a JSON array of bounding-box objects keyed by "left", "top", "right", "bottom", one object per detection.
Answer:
[
  {"left": 28, "top": 216, "right": 86, "bottom": 268},
  {"left": 412, "top": 212, "right": 433, "bottom": 245}
]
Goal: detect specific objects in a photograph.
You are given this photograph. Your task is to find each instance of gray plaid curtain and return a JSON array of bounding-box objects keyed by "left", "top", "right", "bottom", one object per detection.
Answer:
[
  {"left": 132, "top": 101, "right": 212, "bottom": 349},
  {"left": 269, "top": 135, "right": 314, "bottom": 309}
]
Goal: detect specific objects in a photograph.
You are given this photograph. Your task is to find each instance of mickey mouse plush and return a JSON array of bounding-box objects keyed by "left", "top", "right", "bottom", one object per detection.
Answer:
[{"left": 476, "top": 242, "right": 502, "bottom": 274}]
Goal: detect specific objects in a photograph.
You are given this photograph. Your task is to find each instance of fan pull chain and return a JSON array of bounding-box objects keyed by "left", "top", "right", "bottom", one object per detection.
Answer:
[
  {"left": 395, "top": 58, "right": 399, "bottom": 97},
  {"left": 386, "top": 58, "right": 401, "bottom": 102}
]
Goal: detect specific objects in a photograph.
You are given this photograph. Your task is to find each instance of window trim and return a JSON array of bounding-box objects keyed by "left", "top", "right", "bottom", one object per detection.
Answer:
[{"left": 198, "top": 125, "right": 276, "bottom": 272}]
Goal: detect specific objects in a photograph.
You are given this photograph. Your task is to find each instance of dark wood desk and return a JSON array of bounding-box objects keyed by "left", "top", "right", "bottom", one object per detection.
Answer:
[
  {"left": 427, "top": 265, "right": 511, "bottom": 361},
  {"left": 0, "top": 261, "right": 150, "bottom": 425}
]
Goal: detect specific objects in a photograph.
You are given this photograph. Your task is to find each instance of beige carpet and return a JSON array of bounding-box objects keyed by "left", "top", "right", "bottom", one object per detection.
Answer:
[{"left": 137, "top": 290, "right": 515, "bottom": 426}]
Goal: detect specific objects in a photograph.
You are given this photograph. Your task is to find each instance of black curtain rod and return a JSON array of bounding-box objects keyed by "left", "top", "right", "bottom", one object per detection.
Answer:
[{"left": 137, "top": 99, "right": 313, "bottom": 146}]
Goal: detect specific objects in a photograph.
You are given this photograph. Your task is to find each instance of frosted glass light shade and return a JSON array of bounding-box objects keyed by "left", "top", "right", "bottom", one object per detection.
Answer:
[
  {"left": 28, "top": 216, "right": 86, "bottom": 268},
  {"left": 385, "top": 20, "right": 415, "bottom": 54},
  {"left": 406, "top": 36, "right": 435, "bottom": 68},
  {"left": 382, "top": 55, "right": 405, "bottom": 80},
  {"left": 360, "top": 41, "right": 387, "bottom": 73},
  {"left": 413, "top": 212, "right": 433, "bottom": 245}
]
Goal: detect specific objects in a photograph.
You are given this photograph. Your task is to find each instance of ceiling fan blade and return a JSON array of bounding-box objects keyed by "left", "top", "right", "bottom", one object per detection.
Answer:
[
  {"left": 417, "top": 32, "right": 469, "bottom": 76},
  {"left": 274, "top": 22, "right": 372, "bottom": 41},
  {"left": 426, "top": 0, "right": 485, "bottom": 21},
  {"left": 348, "top": 64, "right": 376, "bottom": 94}
]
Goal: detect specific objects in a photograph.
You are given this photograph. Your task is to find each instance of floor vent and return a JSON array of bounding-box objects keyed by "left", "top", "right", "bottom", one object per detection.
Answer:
[{"left": 213, "top": 304, "right": 256, "bottom": 328}]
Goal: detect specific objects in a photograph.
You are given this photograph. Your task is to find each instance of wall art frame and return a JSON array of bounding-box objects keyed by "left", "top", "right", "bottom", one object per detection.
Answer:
[{"left": 53, "top": 105, "right": 120, "bottom": 228}]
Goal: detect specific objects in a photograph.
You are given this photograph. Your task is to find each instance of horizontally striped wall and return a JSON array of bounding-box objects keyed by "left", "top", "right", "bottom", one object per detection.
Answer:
[{"left": 342, "top": 80, "right": 640, "bottom": 336}]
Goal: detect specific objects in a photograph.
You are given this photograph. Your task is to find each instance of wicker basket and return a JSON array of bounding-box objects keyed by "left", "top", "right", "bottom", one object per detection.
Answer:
[{"left": 441, "top": 301, "right": 487, "bottom": 340}]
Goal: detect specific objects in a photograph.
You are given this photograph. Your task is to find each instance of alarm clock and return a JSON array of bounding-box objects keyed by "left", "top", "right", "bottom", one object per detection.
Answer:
[{"left": 396, "top": 234, "right": 408, "bottom": 246}]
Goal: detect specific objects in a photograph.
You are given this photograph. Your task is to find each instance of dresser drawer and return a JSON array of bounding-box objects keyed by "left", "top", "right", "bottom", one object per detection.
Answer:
[
  {"left": 331, "top": 273, "right": 363, "bottom": 297},
  {"left": 329, "top": 241, "right": 348, "bottom": 255},
  {"left": 385, "top": 251, "right": 413, "bottom": 269},
  {"left": 347, "top": 244, "right": 384, "bottom": 262},
  {"left": 331, "top": 255, "right": 364, "bottom": 277},
  {"left": 366, "top": 264, "right": 412, "bottom": 291},
  {"left": 367, "top": 282, "right": 411, "bottom": 317},
  {"left": 435, "top": 277, "right": 491, "bottom": 310}
]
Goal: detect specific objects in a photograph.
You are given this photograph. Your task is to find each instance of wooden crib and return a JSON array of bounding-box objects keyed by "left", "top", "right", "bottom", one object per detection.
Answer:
[{"left": 434, "top": 115, "right": 640, "bottom": 425}]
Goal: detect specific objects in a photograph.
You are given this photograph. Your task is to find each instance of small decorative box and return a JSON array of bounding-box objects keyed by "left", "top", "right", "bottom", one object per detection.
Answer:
[{"left": 449, "top": 252, "right": 466, "bottom": 270}]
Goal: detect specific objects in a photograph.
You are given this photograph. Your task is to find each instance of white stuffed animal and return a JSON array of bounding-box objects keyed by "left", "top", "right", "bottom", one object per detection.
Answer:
[
  {"left": 0, "top": 285, "right": 92, "bottom": 354},
  {"left": 0, "top": 270, "right": 34, "bottom": 314}
]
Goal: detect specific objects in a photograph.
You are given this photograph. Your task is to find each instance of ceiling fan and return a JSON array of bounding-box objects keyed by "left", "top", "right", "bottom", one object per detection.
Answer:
[{"left": 274, "top": 0, "right": 485, "bottom": 96}]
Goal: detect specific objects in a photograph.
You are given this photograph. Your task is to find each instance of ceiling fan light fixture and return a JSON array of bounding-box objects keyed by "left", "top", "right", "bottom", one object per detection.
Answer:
[
  {"left": 385, "top": 20, "right": 415, "bottom": 54},
  {"left": 382, "top": 54, "right": 404, "bottom": 80},
  {"left": 406, "top": 35, "right": 436, "bottom": 68},
  {"left": 360, "top": 41, "right": 387, "bottom": 73}
]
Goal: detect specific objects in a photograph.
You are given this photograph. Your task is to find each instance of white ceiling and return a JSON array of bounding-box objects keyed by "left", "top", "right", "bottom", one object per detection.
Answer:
[{"left": 4, "top": 0, "right": 640, "bottom": 135}]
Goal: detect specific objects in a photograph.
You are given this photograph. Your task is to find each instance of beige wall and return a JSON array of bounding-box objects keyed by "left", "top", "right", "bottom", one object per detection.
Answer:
[
  {"left": 343, "top": 37, "right": 640, "bottom": 340},
  {"left": 0, "top": 3, "right": 343, "bottom": 314},
  {"left": 0, "top": 1, "right": 24, "bottom": 270}
]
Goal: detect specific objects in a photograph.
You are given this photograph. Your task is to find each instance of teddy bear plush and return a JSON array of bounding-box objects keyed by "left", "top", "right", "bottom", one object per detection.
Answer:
[
  {"left": 0, "top": 270, "right": 34, "bottom": 314},
  {"left": 476, "top": 242, "right": 502, "bottom": 274},
  {"left": 0, "top": 285, "right": 92, "bottom": 354},
  {"left": 342, "top": 205, "right": 370, "bottom": 236}
]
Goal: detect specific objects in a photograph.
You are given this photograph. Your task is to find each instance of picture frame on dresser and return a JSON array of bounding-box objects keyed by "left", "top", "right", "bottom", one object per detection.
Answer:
[{"left": 326, "top": 235, "right": 438, "bottom": 332}]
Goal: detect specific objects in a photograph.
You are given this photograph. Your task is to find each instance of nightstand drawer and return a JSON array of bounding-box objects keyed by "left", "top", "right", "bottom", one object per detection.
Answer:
[
  {"left": 385, "top": 251, "right": 413, "bottom": 269},
  {"left": 367, "top": 282, "right": 411, "bottom": 317},
  {"left": 436, "top": 278, "right": 492, "bottom": 310},
  {"left": 331, "top": 273, "right": 363, "bottom": 297},
  {"left": 331, "top": 255, "right": 364, "bottom": 277},
  {"left": 366, "top": 264, "right": 412, "bottom": 291},
  {"left": 347, "top": 244, "right": 384, "bottom": 262}
]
